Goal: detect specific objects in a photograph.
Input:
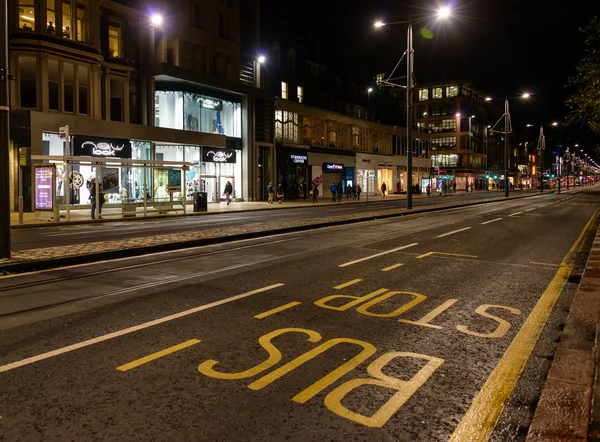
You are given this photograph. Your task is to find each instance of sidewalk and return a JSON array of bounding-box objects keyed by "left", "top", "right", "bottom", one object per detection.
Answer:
[
  {"left": 0, "top": 191, "right": 544, "bottom": 273},
  {"left": 527, "top": 212, "right": 600, "bottom": 441},
  {"left": 10, "top": 189, "right": 539, "bottom": 229}
]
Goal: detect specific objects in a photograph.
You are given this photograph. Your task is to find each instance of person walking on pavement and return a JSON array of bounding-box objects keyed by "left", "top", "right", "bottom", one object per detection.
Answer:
[
  {"left": 311, "top": 183, "right": 319, "bottom": 203},
  {"left": 426, "top": 183, "right": 431, "bottom": 196},
  {"left": 330, "top": 182, "right": 337, "bottom": 203},
  {"left": 267, "top": 181, "right": 274, "bottom": 204},
  {"left": 88, "top": 178, "right": 103, "bottom": 219},
  {"left": 381, "top": 182, "right": 387, "bottom": 197},
  {"left": 223, "top": 180, "right": 233, "bottom": 205},
  {"left": 356, "top": 183, "right": 362, "bottom": 200},
  {"left": 276, "top": 183, "right": 284, "bottom": 204},
  {"left": 452, "top": 181, "right": 457, "bottom": 193}
]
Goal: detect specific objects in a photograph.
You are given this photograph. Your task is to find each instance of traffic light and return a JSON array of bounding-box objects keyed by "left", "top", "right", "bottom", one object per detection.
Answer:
[
  {"left": 493, "top": 174, "right": 498, "bottom": 180},
  {"left": 485, "top": 173, "right": 490, "bottom": 179}
]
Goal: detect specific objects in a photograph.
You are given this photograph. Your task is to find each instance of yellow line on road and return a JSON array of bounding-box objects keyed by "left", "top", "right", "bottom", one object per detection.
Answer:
[
  {"left": 254, "top": 302, "right": 301, "bottom": 319},
  {"left": 381, "top": 263, "right": 404, "bottom": 272},
  {"left": 116, "top": 339, "right": 201, "bottom": 372},
  {"left": 416, "top": 251, "right": 478, "bottom": 259},
  {"left": 334, "top": 279, "right": 362, "bottom": 289},
  {"left": 449, "top": 208, "right": 599, "bottom": 442}
]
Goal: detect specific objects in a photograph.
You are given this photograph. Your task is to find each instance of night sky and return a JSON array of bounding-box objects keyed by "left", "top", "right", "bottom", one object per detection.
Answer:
[{"left": 261, "top": 0, "right": 600, "bottom": 153}]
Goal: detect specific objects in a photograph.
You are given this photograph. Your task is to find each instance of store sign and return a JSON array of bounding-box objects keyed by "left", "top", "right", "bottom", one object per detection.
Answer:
[
  {"left": 324, "top": 162, "right": 344, "bottom": 171},
  {"left": 377, "top": 163, "right": 393, "bottom": 168},
  {"left": 35, "top": 166, "right": 54, "bottom": 211},
  {"left": 361, "top": 159, "right": 371, "bottom": 163},
  {"left": 290, "top": 154, "right": 308, "bottom": 164},
  {"left": 199, "top": 97, "right": 223, "bottom": 110},
  {"left": 73, "top": 135, "right": 132, "bottom": 158},
  {"left": 202, "top": 147, "right": 236, "bottom": 163}
]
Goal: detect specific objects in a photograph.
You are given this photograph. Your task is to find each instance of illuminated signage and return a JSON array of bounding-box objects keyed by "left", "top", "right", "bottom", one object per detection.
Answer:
[
  {"left": 35, "top": 166, "right": 54, "bottom": 211},
  {"left": 324, "top": 162, "right": 344, "bottom": 171},
  {"left": 290, "top": 154, "right": 308, "bottom": 164},
  {"left": 202, "top": 147, "right": 236, "bottom": 163},
  {"left": 73, "top": 135, "right": 132, "bottom": 158},
  {"left": 199, "top": 97, "right": 223, "bottom": 110}
]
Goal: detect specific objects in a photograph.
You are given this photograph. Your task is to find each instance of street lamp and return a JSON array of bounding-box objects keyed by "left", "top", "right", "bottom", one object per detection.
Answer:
[
  {"left": 374, "top": 5, "right": 452, "bottom": 209},
  {"left": 150, "top": 13, "right": 163, "bottom": 26},
  {"left": 0, "top": 0, "right": 9, "bottom": 257},
  {"left": 257, "top": 55, "right": 266, "bottom": 64},
  {"left": 255, "top": 55, "right": 266, "bottom": 88}
]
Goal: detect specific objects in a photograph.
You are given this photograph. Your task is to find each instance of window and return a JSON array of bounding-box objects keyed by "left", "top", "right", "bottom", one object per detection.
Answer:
[
  {"left": 327, "top": 121, "right": 337, "bottom": 147},
  {"left": 432, "top": 87, "right": 443, "bottom": 99},
  {"left": 62, "top": 1, "right": 72, "bottom": 38},
  {"left": 76, "top": 3, "right": 85, "bottom": 41},
  {"left": 429, "top": 118, "right": 456, "bottom": 133},
  {"left": 446, "top": 85, "right": 458, "bottom": 97},
  {"left": 19, "top": 56, "right": 37, "bottom": 108},
  {"left": 47, "top": 0, "right": 56, "bottom": 33},
  {"left": 19, "top": 0, "right": 35, "bottom": 30},
  {"left": 275, "top": 110, "right": 299, "bottom": 143},
  {"left": 431, "top": 154, "right": 460, "bottom": 167},
  {"left": 191, "top": 1, "right": 201, "bottom": 28},
  {"left": 281, "top": 81, "right": 288, "bottom": 99},
  {"left": 430, "top": 103, "right": 455, "bottom": 116},
  {"left": 108, "top": 22, "right": 120, "bottom": 57},
  {"left": 297, "top": 86, "right": 303, "bottom": 103},
  {"left": 418, "top": 89, "right": 429, "bottom": 101},
  {"left": 63, "top": 62, "right": 74, "bottom": 112},
  {"left": 110, "top": 77, "right": 123, "bottom": 122},
  {"left": 48, "top": 59, "right": 59, "bottom": 110},
  {"left": 218, "top": 13, "right": 226, "bottom": 38},
  {"left": 78, "top": 65, "right": 88, "bottom": 115},
  {"left": 430, "top": 136, "right": 457, "bottom": 151},
  {"left": 302, "top": 116, "right": 311, "bottom": 144}
]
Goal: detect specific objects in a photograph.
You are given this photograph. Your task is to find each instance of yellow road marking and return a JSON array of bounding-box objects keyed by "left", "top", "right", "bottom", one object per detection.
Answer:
[
  {"left": 508, "top": 212, "right": 522, "bottom": 217},
  {"left": 381, "top": 264, "right": 404, "bottom": 272},
  {"left": 254, "top": 302, "right": 302, "bottom": 319},
  {"left": 334, "top": 279, "right": 362, "bottom": 289},
  {"left": 116, "top": 339, "right": 201, "bottom": 372},
  {"left": 416, "top": 252, "right": 478, "bottom": 259},
  {"left": 449, "top": 208, "right": 599, "bottom": 442}
]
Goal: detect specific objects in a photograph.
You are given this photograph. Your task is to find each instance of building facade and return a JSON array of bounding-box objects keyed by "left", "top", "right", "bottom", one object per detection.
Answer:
[
  {"left": 414, "top": 80, "right": 515, "bottom": 191},
  {"left": 8, "top": 0, "right": 272, "bottom": 216}
]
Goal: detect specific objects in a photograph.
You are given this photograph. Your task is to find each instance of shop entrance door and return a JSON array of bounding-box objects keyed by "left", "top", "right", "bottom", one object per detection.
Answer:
[{"left": 201, "top": 177, "right": 217, "bottom": 203}]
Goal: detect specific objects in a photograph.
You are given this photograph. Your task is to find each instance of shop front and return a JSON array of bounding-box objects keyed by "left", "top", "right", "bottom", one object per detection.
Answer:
[
  {"left": 276, "top": 148, "right": 309, "bottom": 199},
  {"left": 307, "top": 152, "right": 355, "bottom": 197},
  {"left": 356, "top": 154, "right": 394, "bottom": 195}
]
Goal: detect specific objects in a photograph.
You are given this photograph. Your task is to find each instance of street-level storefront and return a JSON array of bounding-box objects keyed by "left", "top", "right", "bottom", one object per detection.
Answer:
[
  {"left": 356, "top": 153, "right": 395, "bottom": 195},
  {"left": 276, "top": 147, "right": 309, "bottom": 199},
  {"left": 308, "top": 152, "right": 355, "bottom": 198}
]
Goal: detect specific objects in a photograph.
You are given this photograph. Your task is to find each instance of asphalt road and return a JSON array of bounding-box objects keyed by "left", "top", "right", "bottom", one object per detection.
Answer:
[
  {"left": 0, "top": 189, "right": 598, "bottom": 441},
  {"left": 11, "top": 190, "right": 536, "bottom": 252}
]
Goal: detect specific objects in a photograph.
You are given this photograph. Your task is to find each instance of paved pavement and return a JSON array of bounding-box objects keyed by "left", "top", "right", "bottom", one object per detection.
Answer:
[
  {"left": 0, "top": 188, "right": 598, "bottom": 441},
  {"left": 2, "top": 190, "right": 545, "bottom": 270}
]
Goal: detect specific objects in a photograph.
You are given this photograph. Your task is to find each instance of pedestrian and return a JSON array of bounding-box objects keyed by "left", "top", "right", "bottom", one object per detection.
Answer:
[
  {"left": 276, "top": 183, "right": 284, "bottom": 204},
  {"left": 311, "top": 183, "right": 319, "bottom": 203},
  {"left": 223, "top": 180, "right": 233, "bottom": 205},
  {"left": 470, "top": 183, "right": 473, "bottom": 193},
  {"left": 381, "top": 182, "right": 387, "bottom": 197},
  {"left": 267, "top": 181, "right": 274, "bottom": 204},
  {"left": 88, "top": 178, "right": 103, "bottom": 219},
  {"left": 337, "top": 181, "right": 343, "bottom": 202},
  {"left": 426, "top": 184, "right": 431, "bottom": 196},
  {"left": 466, "top": 182, "right": 469, "bottom": 193},
  {"left": 452, "top": 181, "right": 457, "bottom": 193},
  {"left": 330, "top": 182, "right": 337, "bottom": 203},
  {"left": 355, "top": 183, "right": 362, "bottom": 200}
]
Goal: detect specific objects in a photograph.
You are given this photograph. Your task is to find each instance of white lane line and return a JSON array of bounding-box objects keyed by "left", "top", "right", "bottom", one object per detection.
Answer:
[
  {"left": 0, "top": 283, "right": 284, "bottom": 374},
  {"left": 339, "top": 243, "right": 418, "bottom": 268},
  {"left": 508, "top": 212, "right": 523, "bottom": 217},
  {"left": 437, "top": 227, "right": 472, "bottom": 238},
  {"left": 481, "top": 218, "right": 503, "bottom": 225},
  {"left": 525, "top": 207, "right": 536, "bottom": 212}
]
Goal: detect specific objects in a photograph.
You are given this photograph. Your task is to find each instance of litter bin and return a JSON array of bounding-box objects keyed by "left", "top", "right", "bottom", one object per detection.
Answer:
[{"left": 193, "top": 192, "right": 207, "bottom": 212}]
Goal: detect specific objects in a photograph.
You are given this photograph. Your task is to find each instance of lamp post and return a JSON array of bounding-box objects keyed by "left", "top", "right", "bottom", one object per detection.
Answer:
[
  {"left": 0, "top": 0, "right": 10, "bottom": 258},
  {"left": 374, "top": 6, "right": 451, "bottom": 209},
  {"left": 147, "top": 13, "right": 162, "bottom": 126},
  {"left": 255, "top": 55, "right": 266, "bottom": 88}
]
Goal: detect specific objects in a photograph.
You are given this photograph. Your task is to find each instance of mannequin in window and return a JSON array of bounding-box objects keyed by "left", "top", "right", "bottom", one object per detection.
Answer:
[{"left": 47, "top": 21, "right": 55, "bottom": 33}]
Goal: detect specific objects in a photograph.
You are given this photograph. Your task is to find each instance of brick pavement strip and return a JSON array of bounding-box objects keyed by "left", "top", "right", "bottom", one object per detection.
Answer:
[{"left": 527, "top": 225, "right": 600, "bottom": 441}]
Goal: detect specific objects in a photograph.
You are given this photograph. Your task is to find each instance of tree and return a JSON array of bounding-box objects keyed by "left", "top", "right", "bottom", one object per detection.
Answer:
[{"left": 567, "top": 17, "right": 600, "bottom": 134}]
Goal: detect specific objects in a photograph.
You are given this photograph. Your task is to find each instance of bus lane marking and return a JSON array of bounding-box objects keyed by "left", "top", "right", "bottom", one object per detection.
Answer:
[
  {"left": 117, "top": 339, "right": 201, "bottom": 372},
  {"left": 333, "top": 279, "right": 362, "bottom": 289},
  {"left": 0, "top": 283, "right": 284, "bottom": 374},
  {"left": 437, "top": 227, "right": 472, "bottom": 238},
  {"left": 338, "top": 243, "right": 418, "bottom": 267},
  {"left": 416, "top": 251, "right": 478, "bottom": 260},
  {"left": 449, "top": 208, "right": 599, "bottom": 442},
  {"left": 508, "top": 212, "right": 522, "bottom": 217},
  {"left": 254, "top": 302, "right": 302, "bottom": 319},
  {"left": 381, "top": 263, "right": 404, "bottom": 272}
]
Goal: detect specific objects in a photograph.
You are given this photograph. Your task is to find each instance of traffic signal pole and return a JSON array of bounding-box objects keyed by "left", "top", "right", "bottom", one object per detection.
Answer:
[{"left": 0, "top": 0, "right": 11, "bottom": 258}]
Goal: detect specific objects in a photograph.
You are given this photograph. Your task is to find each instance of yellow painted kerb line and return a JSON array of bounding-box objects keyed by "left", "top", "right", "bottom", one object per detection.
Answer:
[{"left": 449, "top": 208, "right": 599, "bottom": 442}]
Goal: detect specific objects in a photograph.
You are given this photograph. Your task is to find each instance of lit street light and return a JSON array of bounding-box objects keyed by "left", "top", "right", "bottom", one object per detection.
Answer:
[
  {"left": 551, "top": 121, "right": 559, "bottom": 126},
  {"left": 150, "top": 14, "right": 163, "bottom": 26},
  {"left": 374, "top": 5, "right": 452, "bottom": 209},
  {"left": 257, "top": 55, "right": 266, "bottom": 64}
]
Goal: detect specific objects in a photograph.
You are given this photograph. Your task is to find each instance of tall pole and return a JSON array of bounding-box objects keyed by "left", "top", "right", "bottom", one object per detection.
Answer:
[
  {"left": 504, "top": 99, "right": 509, "bottom": 198},
  {"left": 406, "top": 23, "right": 413, "bottom": 209},
  {"left": 539, "top": 126, "right": 544, "bottom": 194},
  {"left": 0, "top": 0, "right": 11, "bottom": 258}
]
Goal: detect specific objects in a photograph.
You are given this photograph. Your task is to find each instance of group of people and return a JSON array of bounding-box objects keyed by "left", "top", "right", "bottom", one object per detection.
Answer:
[{"left": 330, "top": 182, "right": 363, "bottom": 203}]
